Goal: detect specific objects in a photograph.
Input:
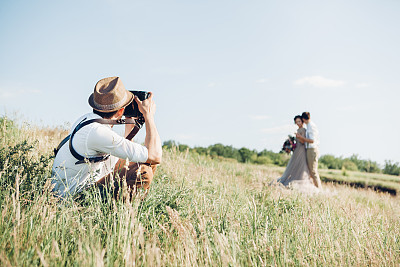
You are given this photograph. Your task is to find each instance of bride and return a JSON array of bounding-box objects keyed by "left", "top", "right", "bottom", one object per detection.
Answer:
[{"left": 277, "top": 115, "right": 319, "bottom": 192}]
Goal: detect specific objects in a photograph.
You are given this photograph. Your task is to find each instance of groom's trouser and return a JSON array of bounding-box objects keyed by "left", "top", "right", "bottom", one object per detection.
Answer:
[{"left": 306, "top": 148, "right": 322, "bottom": 188}]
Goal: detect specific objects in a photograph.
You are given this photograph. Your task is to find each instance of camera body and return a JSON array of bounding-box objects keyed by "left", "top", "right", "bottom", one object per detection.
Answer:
[{"left": 124, "top": 91, "right": 150, "bottom": 119}]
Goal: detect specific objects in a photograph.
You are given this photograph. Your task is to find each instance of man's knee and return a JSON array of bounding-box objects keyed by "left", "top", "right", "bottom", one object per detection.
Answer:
[
  {"left": 126, "top": 164, "right": 155, "bottom": 190},
  {"left": 137, "top": 164, "right": 154, "bottom": 190}
]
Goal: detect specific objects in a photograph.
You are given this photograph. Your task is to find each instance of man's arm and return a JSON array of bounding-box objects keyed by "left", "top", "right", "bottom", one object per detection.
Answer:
[
  {"left": 296, "top": 134, "right": 314, "bottom": 144},
  {"left": 135, "top": 93, "right": 162, "bottom": 164}
]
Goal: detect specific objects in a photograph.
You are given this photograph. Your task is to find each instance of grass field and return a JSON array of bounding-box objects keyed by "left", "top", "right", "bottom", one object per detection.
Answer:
[
  {"left": 319, "top": 169, "right": 400, "bottom": 195},
  {"left": 1, "top": 118, "right": 399, "bottom": 266}
]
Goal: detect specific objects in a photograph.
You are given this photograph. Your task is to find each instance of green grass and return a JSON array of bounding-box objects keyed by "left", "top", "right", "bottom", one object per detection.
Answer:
[
  {"left": 0, "top": 118, "right": 399, "bottom": 266},
  {"left": 319, "top": 169, "right": 400, "bottom": 195}
]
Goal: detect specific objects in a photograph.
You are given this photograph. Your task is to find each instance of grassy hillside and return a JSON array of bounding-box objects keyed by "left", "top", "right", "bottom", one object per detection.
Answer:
[
  {"left": 320, "top": 169, "right": 400, "bottom": 195},
  {"left": 0, "top": 118, "right": 399, "bottom": 266}
]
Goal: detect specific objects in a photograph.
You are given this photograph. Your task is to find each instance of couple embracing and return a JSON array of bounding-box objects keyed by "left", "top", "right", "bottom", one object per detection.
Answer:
[{"left": 277, "top": 112, "right": 322, "bottom": 192}]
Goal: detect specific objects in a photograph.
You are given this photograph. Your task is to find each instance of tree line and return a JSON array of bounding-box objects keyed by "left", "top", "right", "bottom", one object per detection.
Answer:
[{"left": 163, "top": 140, "right": 400, "bottom": 176}]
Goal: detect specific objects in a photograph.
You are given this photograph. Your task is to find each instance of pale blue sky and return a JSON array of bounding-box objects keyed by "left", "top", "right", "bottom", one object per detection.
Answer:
[{"left": 1, "top": 0, "right": 399, "bottom": 164}]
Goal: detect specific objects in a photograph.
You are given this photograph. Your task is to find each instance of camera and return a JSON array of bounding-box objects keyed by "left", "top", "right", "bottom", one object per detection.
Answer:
[{"left": 124, "top": 90, "right": 150, "bottom": 119}]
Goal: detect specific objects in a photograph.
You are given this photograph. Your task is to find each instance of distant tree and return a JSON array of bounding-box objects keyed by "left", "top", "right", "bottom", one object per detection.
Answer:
[
  {"left": 318, "top": 162, "right": 328, "bottom": 170},
  {"left": 347, "top": 154, "right": 362, "bottom": 169},
  {"left": 162, "top": 141, "right": 386, "bottom": 173},
  {"left": 253, "top": 156, "right": 272, "bottom": 165},
  {"left": 208, "top": 143, "right": 224, "bottom": 156},
  {"left": 383, "top": 160, "right": 400, "bottom": 176},
  {"left": 193, "top": 146, "right": 209, "bottom": 155},
  {"left": 319, "top": 154, "right": 381, "bottom": 173},
  {"left": 258, "top": 149, "right": 289, "bottom": 166},
  {"left": 178, "top": 144, "right": 189, "bottom": 152},
  {"left": 348, "top": 154, "right": 381, "bottom": 173},
  {"left": 319, "top": 155, "right": 342, "bottom": 169},
  {"left": 220, "top": 145, "right": 240, "bottom": 160},
  {"left": 163, "top": 140, "right": 190, "bottom": 152},
  {"left": 238, "top": 147, "right": 255, "bottom": 163},
  {"left": 362, "top": 160, "right": 381, "bottom": 173},
  {"left": 163, "top": 140, "right": 178, "bottom": 149},
  {"left": 342, "top": 160, "right": 358, "bottom": 171}
]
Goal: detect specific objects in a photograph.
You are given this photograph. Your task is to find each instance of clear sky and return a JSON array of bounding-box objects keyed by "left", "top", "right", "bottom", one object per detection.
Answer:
[{"left": 1, "top": 0, "right": 399, "bottom": 165}]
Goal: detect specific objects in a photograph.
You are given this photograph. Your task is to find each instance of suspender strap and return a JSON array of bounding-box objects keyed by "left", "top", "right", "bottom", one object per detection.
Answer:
[
  {"left": 54, "top": 117, "right": 143, "bottom": 165},
  {"left": 69, "top": 119, "right": 106, "bottom": 164},
  {"left": 126, "top": 117, "right": 145, "bottom": 140},
  {"left": 54, "top": 134, "right": 71, "bottom": 156},
  {"left": 126, "top": 124, "right": 141, "bottom": 140}
]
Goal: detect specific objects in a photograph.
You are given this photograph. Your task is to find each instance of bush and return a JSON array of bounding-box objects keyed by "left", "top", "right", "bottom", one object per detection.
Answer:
[
  {"left": 342, "top": 160, "right": 358, "bottom": 171},
  {"left": 253, "top": 156, "right": 272, "bottom": 165},
  {"left": 348, "top": 154, "right": 380, "bottom": 173},
  {"left": 209, "top": 144, "right": 241, "bottom": 161},
  {"left": 319, "top": 154, "right": 342, "bottom": 170},
  {"left": 192, "top": 146, "right": 209, "bottom": 155},
  {"left": 318, "top": 162, "right": 328, "bottom": 170},
  {"left": 258, "top": 150, "right": 290, "bottom": 167},
  {"left": 319, "top": 154, "right": 381, "bottom": 173},
  {"left": 383, "top": 160, "right": 400, "bottom": 176},
  {"left": 238, "top": 147, "right": 255, "bottom": 163},
  {"left": 163, "top": 140, "right": 178, "bottom": 149},
  {"left": 0, "top": 118, "right": 53, "bottom": 198}
]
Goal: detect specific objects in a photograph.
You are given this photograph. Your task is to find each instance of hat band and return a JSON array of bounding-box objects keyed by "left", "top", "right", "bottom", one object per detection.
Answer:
[{"left": 93, "top": 92, "right": 127, "bottom": 111}]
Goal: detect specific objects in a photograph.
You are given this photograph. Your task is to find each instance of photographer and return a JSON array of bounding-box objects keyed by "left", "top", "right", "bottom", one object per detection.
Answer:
[{"left": 51, "top": 76, "right": 162, "bottom": 199}]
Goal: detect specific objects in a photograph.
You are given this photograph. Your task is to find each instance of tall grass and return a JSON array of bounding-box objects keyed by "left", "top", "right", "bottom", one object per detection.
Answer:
[{"left": 0, "top": 117, "right": 399, "bottom": 266}]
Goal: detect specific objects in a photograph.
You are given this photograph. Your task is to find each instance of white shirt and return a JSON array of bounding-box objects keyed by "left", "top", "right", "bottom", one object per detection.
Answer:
[
  {"left": 306, "top": 121, "right": 320, "bottom": 149},
  {"left": 51, "top": 112, "right": 148, "bottom": 198}
]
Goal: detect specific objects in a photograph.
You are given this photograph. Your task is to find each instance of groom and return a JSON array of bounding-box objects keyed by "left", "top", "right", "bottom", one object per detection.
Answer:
[{"left": 296, "top": 112, "right": 322, "bottom": 188}]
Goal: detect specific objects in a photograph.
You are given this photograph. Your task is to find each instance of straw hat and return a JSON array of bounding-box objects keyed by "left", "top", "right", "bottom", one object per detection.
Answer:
[{"left": 88, "top": 77, "right": 134, "bottom": 112}]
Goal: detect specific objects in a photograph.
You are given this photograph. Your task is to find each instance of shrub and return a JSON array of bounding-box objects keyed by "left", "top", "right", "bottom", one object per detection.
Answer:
[
  {"left": 318, "top": 162, "right": 328, "bottom": 169},
  {"left": 0, "top": 118, "right": 53, "bottom": 198},
  {"left": 258, "top": 150, "right": 289, "bottom": 167},
  {"left": 342, "top": 160, "right": 358, "bottom": 171},
  {"left": 319, "top": 154, "right": 342, "bottom": 169},
  {"left": 253, "top": 156, "right": 272, "bottom": 165},
  {"left": 163, "top": 140, "right": 178, "bottom": 149},
  {"left": 238, "top": 147, "right": 255, "bottom": 163},
  {"left": 383, "top": 160, "right": 400, "bottom": 176},
  {"left": 348, "top": 154, "right": 381, "bottom": 173}
]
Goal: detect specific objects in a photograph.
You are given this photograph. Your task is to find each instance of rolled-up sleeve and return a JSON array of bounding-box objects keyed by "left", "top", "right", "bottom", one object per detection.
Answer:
[{"left": 87, "top": 124, "right": 148, "bottom": 163}]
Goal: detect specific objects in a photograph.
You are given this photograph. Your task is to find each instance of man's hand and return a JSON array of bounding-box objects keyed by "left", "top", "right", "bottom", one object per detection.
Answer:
[
  {"left": 296, "top": 133, "right": 314, "bottom": 144},
  {"left": 135, "top": 92, "right": 156, "bottom": 119},
  {"left": 296, "top": 133, "right": 305, "bottom": 144}
]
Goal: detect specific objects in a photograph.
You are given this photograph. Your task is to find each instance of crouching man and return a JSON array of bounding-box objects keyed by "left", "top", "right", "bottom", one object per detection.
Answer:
[{"left": 51, "top": 76, "right": 162, "bottom": 199}]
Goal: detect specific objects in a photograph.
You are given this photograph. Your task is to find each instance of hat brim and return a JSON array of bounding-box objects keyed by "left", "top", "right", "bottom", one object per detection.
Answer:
[{"left": 88, "top": 91, "right": 134, "bottom": 112}]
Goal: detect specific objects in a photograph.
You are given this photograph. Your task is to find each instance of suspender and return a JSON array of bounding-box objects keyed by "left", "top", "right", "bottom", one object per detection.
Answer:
[{"left": 54, "top": 117, "right": 143, "bottom": 165}]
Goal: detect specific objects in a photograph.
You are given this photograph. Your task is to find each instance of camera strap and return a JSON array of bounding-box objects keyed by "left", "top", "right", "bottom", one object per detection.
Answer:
[{"left": 54, "top": 117, "right": 143, "bottom": 165}]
